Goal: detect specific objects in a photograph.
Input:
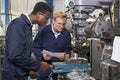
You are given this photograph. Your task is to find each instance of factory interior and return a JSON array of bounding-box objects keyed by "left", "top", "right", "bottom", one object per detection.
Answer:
[{"left": 1, "top": 0, "right": 120, "bottom": 80}]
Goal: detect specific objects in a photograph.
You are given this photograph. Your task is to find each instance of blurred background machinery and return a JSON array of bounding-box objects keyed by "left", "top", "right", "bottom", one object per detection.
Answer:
[
  {"left": 0, "top": 26, "right": 5, "bottom": 80},
  {"left": 64, "top": 0, "right": 120, "bottom": 80},
  {"left": 114, "top": 0, "right": 120, "bottom": 27},
  {"left": 0, "top": 36, "right": 5, "bottom": 80},
  {"left": 113, "top": 0, "right": 120, "bottom": 35}
]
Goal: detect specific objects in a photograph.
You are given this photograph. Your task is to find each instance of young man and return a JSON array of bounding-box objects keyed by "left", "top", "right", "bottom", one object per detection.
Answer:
[
  {"left": 2, "top": 2, "right": 52, "bottom": 80},
  {"left": 32, "top": 11, "right": 72, "bottom": 80}
]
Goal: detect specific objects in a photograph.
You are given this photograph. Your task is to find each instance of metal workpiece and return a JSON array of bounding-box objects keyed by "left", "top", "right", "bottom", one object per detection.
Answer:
[
  {"left": 52, "top": 57, "right": 90, "bottom": 74},
  {"left": 64, "top": 57, "right": 88, "bottom": 64},
  {"left": 66, "top": 71, "right": 95, "bottom": 80}
]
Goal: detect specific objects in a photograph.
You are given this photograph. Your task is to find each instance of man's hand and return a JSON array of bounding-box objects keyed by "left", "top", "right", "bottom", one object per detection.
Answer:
[
  {"left": 40, "top": 62, "right": 50, "bottom": 72},
  {"left": 29, "top": 71, "right": 39, "bottom": 79},
  {"left": 43, "top": 54, "right": 52, "bottom": 60},
  {"left": 57, "top": 54, "right": 65, "bottom": 61},
  {"left": 57, "top": 54, "right": 70, "bottom": 61}
]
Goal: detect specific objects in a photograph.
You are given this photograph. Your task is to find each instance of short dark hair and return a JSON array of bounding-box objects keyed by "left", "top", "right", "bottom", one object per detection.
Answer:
[{"left": 31, "top": 2, "right": 52, "bottom": 14}]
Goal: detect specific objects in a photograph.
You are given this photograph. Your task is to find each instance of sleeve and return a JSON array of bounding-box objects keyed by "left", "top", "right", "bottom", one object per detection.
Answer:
[
  {"left": 32, "top": 28, "right": 43, "bottom": 61},
  {"left": 7, "top": 21, "right": 39, "bottom": 71},
  {"left": 64, "top": 32, "right": 72, "bottom": 54}
]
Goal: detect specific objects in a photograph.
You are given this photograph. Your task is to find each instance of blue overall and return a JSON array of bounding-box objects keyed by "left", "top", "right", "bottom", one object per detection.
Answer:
[{"left": 2, "top": 14, "right": 40, "bottom": 80}]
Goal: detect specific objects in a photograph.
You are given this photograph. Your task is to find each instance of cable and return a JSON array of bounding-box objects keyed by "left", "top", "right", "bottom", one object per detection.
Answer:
[{"left": 98, "top": 57, "right": 111, "bottom": 72}]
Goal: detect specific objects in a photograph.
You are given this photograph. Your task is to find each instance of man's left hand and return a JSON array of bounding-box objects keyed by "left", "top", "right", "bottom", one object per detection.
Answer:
[{"left": 57, "top": 54, "right": 65, "bottom": 61}]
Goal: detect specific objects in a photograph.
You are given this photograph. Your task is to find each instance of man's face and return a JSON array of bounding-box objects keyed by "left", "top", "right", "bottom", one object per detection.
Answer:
[
  {"left": 53, "top": 17, "right": 67, "bottom": 32},
  {"left": 37, "top": 11, "right": 51, "bottom": 26}
]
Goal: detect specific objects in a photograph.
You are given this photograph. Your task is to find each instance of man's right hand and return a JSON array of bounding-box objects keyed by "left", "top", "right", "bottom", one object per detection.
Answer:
[
  {"left": 40, "top": 62, "right": 50, "bottom": 72},
  {"left": 29, "top": 71, "right": 39, "bottom": 79}
]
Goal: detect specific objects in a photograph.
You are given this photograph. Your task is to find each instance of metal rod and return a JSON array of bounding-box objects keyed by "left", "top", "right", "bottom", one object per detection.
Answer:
[{"left": 4, "top": 0, "right": 10, "bottom": 25}]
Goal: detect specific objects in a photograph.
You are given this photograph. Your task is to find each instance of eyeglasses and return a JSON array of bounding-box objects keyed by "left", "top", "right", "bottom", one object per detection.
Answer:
[
  {"left": 55, "top": 21, "right": 66, "bottom": 27},
  {"left": 40, "top": 12, "right": 50, "bottom": 20}
]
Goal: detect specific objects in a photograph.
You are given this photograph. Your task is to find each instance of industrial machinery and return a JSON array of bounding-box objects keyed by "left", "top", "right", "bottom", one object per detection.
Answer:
[
  {"left": 52, "top": 58, "right": 89, "bottom": 73},
  {"left": 51, "top": 53, "right": 95, "bottom": 80},
  {"left": 114, "top": 0, "right": 120, "bottom": 27},
  {"left": 51, "top": 0, "right": 120, "bottom": 80},
  {"left": 65, "top": 0, "right": 114, "bottom": 44}
]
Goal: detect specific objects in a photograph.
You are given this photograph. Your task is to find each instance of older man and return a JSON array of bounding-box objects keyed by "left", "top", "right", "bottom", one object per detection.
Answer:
[{"left": 32, "top": 11, "right": 72, "bottom": 80}]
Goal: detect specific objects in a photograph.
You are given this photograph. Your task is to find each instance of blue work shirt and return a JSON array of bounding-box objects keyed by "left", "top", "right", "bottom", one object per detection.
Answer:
[
  {"left": 32, "top": 24, "right": 72, "bottom": 80},
  {"left": 2, "top": 14, "right": 40, "bottom": 80}
]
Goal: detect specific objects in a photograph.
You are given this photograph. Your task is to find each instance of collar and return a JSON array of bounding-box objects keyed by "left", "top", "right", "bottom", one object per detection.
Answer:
[
  {"left": 24, "top": 13, "right": 32, "bottom": 26},
  {"left": 51, "top": 24, "right": 61, "bottom": 35}
]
